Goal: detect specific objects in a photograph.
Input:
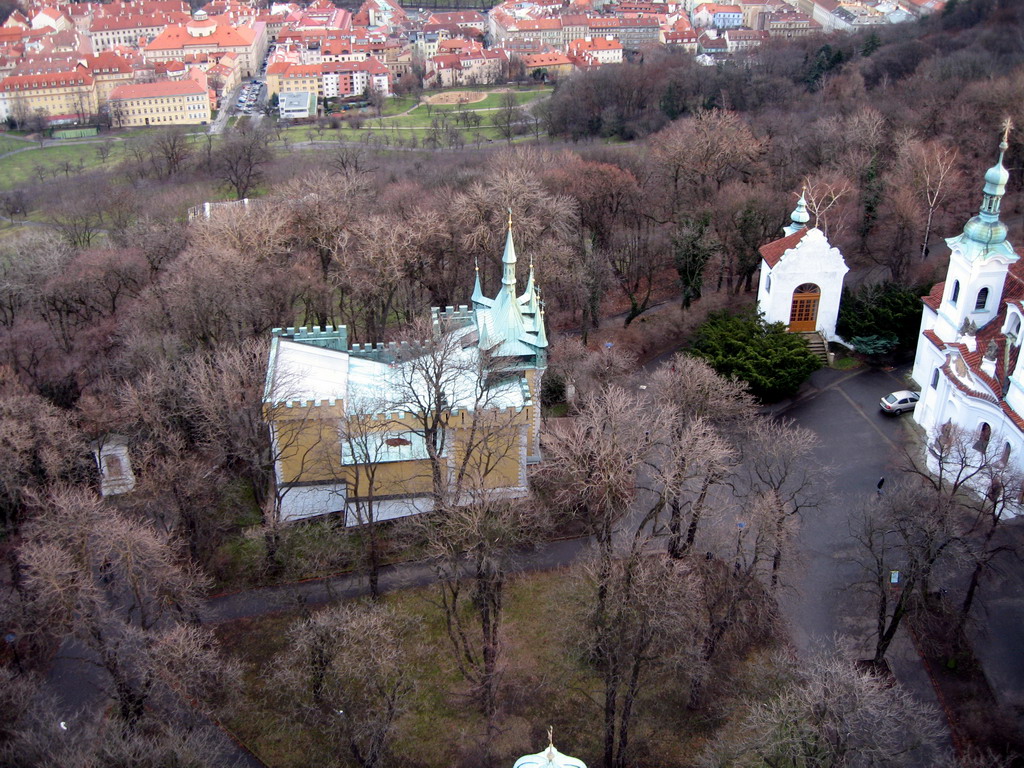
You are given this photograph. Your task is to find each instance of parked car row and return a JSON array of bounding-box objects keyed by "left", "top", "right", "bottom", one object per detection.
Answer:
[{"left": 235, "top": 81, "right": 263, "bottom": 114}]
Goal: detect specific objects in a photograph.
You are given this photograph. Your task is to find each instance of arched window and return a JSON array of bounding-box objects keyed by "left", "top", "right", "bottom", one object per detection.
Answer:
[
  {"left": 765, "top": 274, "right": 772, "bottom": 294},
  {"left": 975, "top": 422, "right": 992, "bottom": 453},
  {"left": 1007, "top": 314, "right": 1021, "bottom": 343},
  {"left": 934, "top": 420, "right": 954, "bottom": 453},
  {"left": 1000, "top": 442, "right": 1012, "bottom": 466},
  {"left": 951, "top": 280, "right": 960, "bottom": 305},
  {"left": 976, "top": 287, "right": 990, "bottom": 311},
  {"left": 931, "top": 368, "right": 940, "bottom": 388}
]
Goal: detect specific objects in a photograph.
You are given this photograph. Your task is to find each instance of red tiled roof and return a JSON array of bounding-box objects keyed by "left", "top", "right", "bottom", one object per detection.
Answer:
[
  {"left": 523, "top": 52, "right": 572, "bottom": 67},
  {"left": 146, "top": 22, "right": 255, "bottom": 50},
  {"left": 922, "top": 281, "right": 944, "bottom": 311},
  {"left": 1, "top": 70, "right": 93, "bottom": 90},
  {"left": 758, "top": 227, "right": 808, "bottom": 268},
  {"left": 110, "top": 77, "right": 205, "bottom": 99}
]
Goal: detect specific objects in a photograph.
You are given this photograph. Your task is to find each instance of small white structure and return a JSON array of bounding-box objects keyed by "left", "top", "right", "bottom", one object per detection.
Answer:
[
  {"left": 91, "top": 435, "right": 136, "bottom": 497},
  {"left": 910, "top": 127, "right": 1024, "bottom": 485},
  {"left": 513, "top": 730, "right": 586, "bottom": 768},
  {"left": 278, "top": 90, "right": 316, "bottom": 119},
  {"left": 756, "top": 193, "right": 849, "bottom": 341}
]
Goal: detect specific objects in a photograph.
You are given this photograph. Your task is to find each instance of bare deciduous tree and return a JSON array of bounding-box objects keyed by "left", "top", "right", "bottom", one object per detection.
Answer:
[
  {"left": 273, "top": 602, "right": 417, "bottom": 768},
  {"left": 737, "top": 417, "right": 826, "bottom": 589},
  {"left": 420, "top": 496, "right": 549, "bottom": 742},
  {"left": 213, "top": 125, "right": 274, "bottom": 200},
  {"left": 701, "top": 647, "right": 945, "bottom": 767},
  {"left": 0, "top": 367, "right": 88, "bottom": 535},
  {"left": 16, "top": 486, "right": 234, "bottom": 730},
  {"left": 893, "top": 136, "right": 961, "bottom": 261},
  {"left": 573, "top": 550, "right": 706, "bottom": 768},
  {"left": 649, "top": 109, "right": 767, "bottom": 213}
]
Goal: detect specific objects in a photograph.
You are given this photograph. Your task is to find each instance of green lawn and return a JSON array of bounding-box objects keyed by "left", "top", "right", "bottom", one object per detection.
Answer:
[
  {"left": 215, "top": 570, "right": 607, "bottom": 768},
  {"left": 410, "top": 89, "right": 549, "bottom": 115},
  {"left": 278, "top": 123, "right": 523, "bottom": 149},
  {"left": 0, "top": 141, "right": 130, "bottom": 188},
  {"left": 378, "top": 95, "right": 419, "bottom": 116},
  {"left": 0, "top": 134, "right": 32, "bottom": 155}
]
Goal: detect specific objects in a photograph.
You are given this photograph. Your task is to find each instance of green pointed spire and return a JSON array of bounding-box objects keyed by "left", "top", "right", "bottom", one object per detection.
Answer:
[
  {"left": 960, "top": 122, "right": 1013, "bottom": 254},
  {"left": 471, "top": 257, "right": 486, "bottom": 306},
  {"left": 784, "top": 188, "right": 810, "bottom": 236},
  {"left": 502, "top": 208, "right": 518, "bottom": 296}
]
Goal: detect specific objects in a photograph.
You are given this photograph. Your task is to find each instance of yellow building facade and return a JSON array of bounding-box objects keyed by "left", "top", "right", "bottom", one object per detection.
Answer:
[
  {"left": 108, "top": 77, "right": 211, "bottom": 126},
  {"left": 0, "top": 68, "right": 98, "bottom": 123},
  {"left": 265, "top": 222, "right": 547, "bottom": 524}
]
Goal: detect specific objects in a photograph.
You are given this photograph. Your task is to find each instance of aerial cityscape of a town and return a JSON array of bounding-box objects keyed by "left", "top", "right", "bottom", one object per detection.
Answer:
[{"left": 0, "top": 0, "right": 1022, "bottom": 764}]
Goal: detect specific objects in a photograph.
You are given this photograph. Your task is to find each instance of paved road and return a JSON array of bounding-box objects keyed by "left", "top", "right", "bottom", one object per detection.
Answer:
[
  {"left": 770, "top": 364, "right": 951, "bottom": 725},
  {"left": 203, "top": 538, "right": 589, "bottom": 623},
  {"left": 772, "top": 364, "right": 914, "bottom": 652}
]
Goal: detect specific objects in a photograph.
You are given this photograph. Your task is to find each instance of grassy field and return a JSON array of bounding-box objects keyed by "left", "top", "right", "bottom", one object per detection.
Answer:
[
  {"left": 0, "top": 134, "right": 32, "bottom": 155},
  {"left": 378, "top": 94, "right": 419, "bottom": 116},
  {"left": 214, "top": 569, "right": 609, "bottom": 768},
  {"left": 0, "top": 88, "right": 550, "bottom": 190},
  {"left": 278, "top": 122, "right": 517, "bottom": 146},
  {"left": 0, "top": 141, "right": 128, "bottom": 188},
  {"left": 414, "top": 89, "right": 548, "bottom": 114},
  {"left": 214, "top": 565, "right": 730, "bottom": 768}
]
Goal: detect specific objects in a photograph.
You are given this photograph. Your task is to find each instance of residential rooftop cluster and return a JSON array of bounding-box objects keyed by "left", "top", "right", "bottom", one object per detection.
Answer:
[{"left": 0, "top": 0, "right": 940, "bottom": 127}]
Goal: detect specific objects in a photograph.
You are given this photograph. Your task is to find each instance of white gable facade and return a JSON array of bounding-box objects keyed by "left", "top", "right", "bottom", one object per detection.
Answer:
[{"left": 756, "top": 196, "right": 849, "bottom": 341}]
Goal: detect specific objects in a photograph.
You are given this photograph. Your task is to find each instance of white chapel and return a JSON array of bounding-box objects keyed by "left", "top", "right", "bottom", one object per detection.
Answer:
[
  {"left": 756, "top": 193, "right": 849, "bottom": 341},
  {"left": 910, "top": 127, "right": 1024, "bottom": 471}
]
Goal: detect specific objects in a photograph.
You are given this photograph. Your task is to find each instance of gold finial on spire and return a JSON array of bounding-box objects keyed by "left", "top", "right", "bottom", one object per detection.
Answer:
[
  {"left": 1001, "top": 117, "right": 1013, "bottom": 153},
  {"left": 508, "top": 207, "right": 514, "bottom": 231},
  {"left": 547, "top": 726, "right": 554, "bottom": 748}
]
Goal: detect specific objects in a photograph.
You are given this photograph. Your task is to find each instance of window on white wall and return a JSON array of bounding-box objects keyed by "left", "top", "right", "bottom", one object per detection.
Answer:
[
  {"left": 975, "top": 287, "right": 990, "bottom": 311},
  {"left": 951, "top": 280, "right": 960, "bottom": 305},
  {"left": 765, "top": 274, "right": 771, "bottom": 294},
  {"left": 975, "top": 422, "right": 992, "bottom": 453},
  {"left": 1007, "top": 314, "right": 1021, "bottom": 343},
  {"left": 931, "top": 368, "right": 939, "bottom": 388}
]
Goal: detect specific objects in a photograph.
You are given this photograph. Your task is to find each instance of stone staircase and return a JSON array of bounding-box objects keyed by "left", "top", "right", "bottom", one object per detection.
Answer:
[{"left": 799, "top": 331, "right": 830, "bottom": 364}]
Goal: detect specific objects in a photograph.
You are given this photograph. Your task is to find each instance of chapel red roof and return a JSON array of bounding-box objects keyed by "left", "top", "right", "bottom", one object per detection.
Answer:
[{"left": 758, "top": 227, "right": 808, "bottom": 268}]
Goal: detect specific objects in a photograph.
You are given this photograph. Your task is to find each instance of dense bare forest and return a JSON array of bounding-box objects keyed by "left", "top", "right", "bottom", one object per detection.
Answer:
[{"left": 2, "top": 0, "right": 1024, "bottom": 765}]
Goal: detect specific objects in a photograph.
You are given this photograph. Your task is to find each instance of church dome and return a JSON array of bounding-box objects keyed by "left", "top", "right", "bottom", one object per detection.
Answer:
[
  {"left": 513, "top": 730, "right": 586, "bottom": 768},
  {"left": 783, "top": 190, "right": 810, "bottom": 236},
  {"left": 984, "top": 156, "right": 1009, "bottom": 195},
  {"left": 513, "top": 744, "right": 587, "bottom": 768},
  {"left": 946, "top": 127, "right": 1018, "bottom": 263},
  {"left": 963, "top": 214, "right": 1009, "bottom": 247}
]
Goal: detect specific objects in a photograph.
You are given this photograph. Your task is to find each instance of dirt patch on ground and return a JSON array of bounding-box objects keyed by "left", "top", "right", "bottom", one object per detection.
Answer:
[{"left": 424, "top": 90, "right": 489, "bottom": 105}]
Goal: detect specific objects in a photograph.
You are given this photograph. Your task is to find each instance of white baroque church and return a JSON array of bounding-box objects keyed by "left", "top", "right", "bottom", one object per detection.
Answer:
[{"left": 910, "top": 128, "right": 1024, "bottom": 469}]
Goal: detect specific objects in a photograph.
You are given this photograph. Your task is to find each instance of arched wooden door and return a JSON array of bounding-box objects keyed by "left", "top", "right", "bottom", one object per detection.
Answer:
[{"left": 789, "top": 283, "right": 821, "bottom": 332}]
